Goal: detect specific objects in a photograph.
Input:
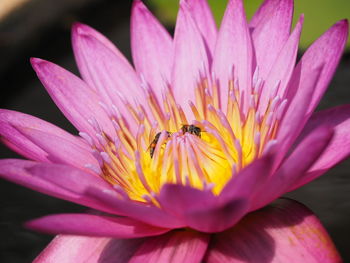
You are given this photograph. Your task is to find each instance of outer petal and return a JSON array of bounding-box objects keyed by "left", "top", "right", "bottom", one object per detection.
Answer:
[
  {"left": 275, "top": 66, "right": 322, "bottom": 166},
  {"left": 34, "top": 235, "right": 145, "bottom": 263},
  {"left": 184, "top": 0, "right": 217, "bottom": 57},
  {"left": 72, "top": 23, "right": 129, "bottom": 87},
  {"left": 31, "top": 58, "right": 115, "bottom": 138},
  {"left": 26, "top": 214, "right": 169, "bottom": 238},
  {"left": 288, "top": 105, "right": 350, "bottom": 191},
  {"left": 0, "top": 159, "right": 115, "bottom": 214},
  {"left": 250, "top": 0, "right": 293, "bottom": 80},
  {"left": 129, "top": 230, "right": 209, "bottom": 263},
  {"left": 15, "top": 126, "right": 98, "bottom": 172},
  {"left": 0, "top": 109, "right": 88, "bottom": 162},
  {"left": 131, "top": 0, "right": 173, "bottom": 95},
  {"left": 205, "top": 198, "right": 342, "bottom": 263},
  {"left": 172, "top": 1, "right": 210, "bottom": 115},
  {"left": 250, "top": 126, "right": 333, "bottom": 211},
  {"left": 286, "top": 20, "right": 349, "bottom": 115},
  {"left": 258, "top": 15, "right": 303, "bottom": 112},
  {"left": 212, "top": 0, "right": 253, "bottom": 112},
  {"left": 71, "top": 23, "right": 144, "bottom": 133}
]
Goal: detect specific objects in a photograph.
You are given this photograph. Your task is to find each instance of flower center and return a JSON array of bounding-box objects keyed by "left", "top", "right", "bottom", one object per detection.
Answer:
[{"left": 82, "top": 72, "right": 286, "bottom": 203}]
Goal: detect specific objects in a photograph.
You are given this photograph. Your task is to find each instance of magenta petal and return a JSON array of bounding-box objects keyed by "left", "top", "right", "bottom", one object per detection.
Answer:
[
  {"left": 0, "top": 159, "right": 115, "bottom": 213},
  {"left": 129, "top": 230, "right": 209, "bottom": 263},
  {"left": 205, "top": 198, "right": 342, "bottom": 263},
  {"left": 250, "top": 126, "right": 333, "bottom": 211},
  {"left": 172, "top": 1, "right": 210, "bottom": 114},
  {"left": 34, "top": 235, "right": 145, "bottom": 263},
  {"left": 26, "top": 213, "right": 169, "bottom": 238},
  {"left": 86, "top": 187, "right": 185, "bottom": 229},
  {"left": 31, "top": 58, "right": 115, "bottom": 138},
  {"left": 288, "top": 105, "right": 350, "bottom": 190},
  {"left": 250, "top": 0, "right": 294, "bottom": 81},
  {"left": 213, "top": 0, "right": 253, "bottom": 112},
  {"left": 131, "top": 0, "right": 173, "bottom": 96},
  {"left": 219, "top": 154, "right": 274, "bottom": 203},
  {"left": 158, "top": 184, "right": 217, "bottom": 219},
  {"left": 184, "top": 0, "right": 217, "bottom": 57},
  {"left": 287, "top": 20, "right": 349, "bottom": 116},
  {"left": 15, "top": 126, "right": 98, "bottom": 172},
  {"left": 0, "top": 109, "right": 88, "bottom": 162},
  {"left": 259, "top": 15, "right": 303, "bottom": 112}
]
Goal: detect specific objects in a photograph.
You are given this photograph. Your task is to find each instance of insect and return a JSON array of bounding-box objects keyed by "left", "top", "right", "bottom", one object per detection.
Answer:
[
  {"left": 181, "top": 124, "right": 202, "bottom": 138},
  {"left": 149, "top": 131, "right": 171, "bottom": 158}
]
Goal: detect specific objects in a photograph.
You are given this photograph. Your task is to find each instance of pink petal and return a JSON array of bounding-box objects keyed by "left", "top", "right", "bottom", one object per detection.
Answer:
[
  {"left": 250, "top": 126, "right": 334, "bottom": 211},
  {"left": 34, "top": 235, "right": 144, "bottom": 263},
  {"left": 288, "top": 105, "right": 350, "bottom": 190},
  {"left": 205, "top": 198, "right": 342, "bottom": 263},
  {"left": 72, "top": 23, "right": 129, "bottom": 88},
  {"left": 212, "top": 0, "right": 253, "bottom": 112},
  {"left": 71, "top": 23, "right": 144, "bottom": 110},
  {"left": 31, "top": 58, "right": 115, "bottom": 138},
  {"left": 86, "top": 187, "right": 185, "bottom": 229},
  {"left": 26, "top": 213, "right": 169, "bottom": 238},
  {"left": 259, "top": 15, "right": 303, "bottom": 112},
  {"left": 287, "top": 20, "right": 349, "bottom": 116},
  {"left": 15, "top": 126, "right": 98, "bottom": 172},
  {"left": 0, "top": 109, "right": 88, "bottom": 162},
  {"left": 131, "top": 0, "right": 173, "bottom": 96},
  {"left": 129, "top": 230, "right": 209, "bottom": 263},
  {"left": 184, "top": 0, "right": 217, "bottom": 57},
  {"left": 172, "top": 1, "right": 210, "bottom": 115},
  {"left": 250, "top": 0, "right": 294, "bottom": 80},
  {"left": 275, "top": 66, "right": 322, "bottom": 166},
  {"left": 0, "top": 159, "right": 115, "bottom": 213}
]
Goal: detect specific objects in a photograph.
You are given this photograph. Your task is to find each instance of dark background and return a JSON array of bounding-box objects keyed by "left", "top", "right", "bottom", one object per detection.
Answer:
[{"left": 0, "top": 0, "right": 349, "bottom": 262}]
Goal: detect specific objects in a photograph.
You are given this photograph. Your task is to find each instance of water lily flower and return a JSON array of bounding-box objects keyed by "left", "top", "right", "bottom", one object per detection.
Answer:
[{"left": 0, "top": 0, "right": 349, "bottom": 262}]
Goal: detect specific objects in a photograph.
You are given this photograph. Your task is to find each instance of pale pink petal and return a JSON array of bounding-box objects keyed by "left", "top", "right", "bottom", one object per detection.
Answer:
[
  {"left": 129, "top": 230, "right": 209, "bottom": 263},
  {"left": 212, "top": 0, "right": 253, "bottom": 112},
  {"left": 259, "top": 15, "right": 303, "bottom": 112},
  {"left": 250, "top": 0, "right": 293, "bottom": 79},
  {"left": 205, "top": 198, "right": 342, "bottom": 263},
  {"left": 31, "top": 58, "right": 115, "bottom": 138},
  {"left": 172, "top": 1, "right": 210, "bottom": 115},
  {"left": 0, "top": 109, "right": 88, "bottom": 162},
  {"left": 15, "top": 126, "right": 98, "bottom": 172},
  {"left": 86, "top": 187, "right": 185, "bottom": 229},
  {"left": 287, "top": 20, "right": 349, "bottom": 116},
  {"left": 0, "top": 159, "right": 115, "bottom": 213},
  {"left": 131, "top": 0, "right": 173, "bottom": 96},
  {"left": 72, "top": 23, "right": 129, "bottom": 88},
  {"left": 184, "top": 0, "right": 217, "bottom": 57},
  {"left": 26, "top": 214, "right": 169, "bottom": 238},
  {"left": 250, "top": 126, "right": 333, "bottom": 211},
  {"left": 71, "top": 23, "right": 144, "bottom": 109},
  {"left": 34, "top": 235, "right": 144, "bottom": 263},
  {"left": 275, "top": 66, "right": 322, "bottom": 166},
  {"left": 288, "top": 105, "right": 350, "bottom": 191}
]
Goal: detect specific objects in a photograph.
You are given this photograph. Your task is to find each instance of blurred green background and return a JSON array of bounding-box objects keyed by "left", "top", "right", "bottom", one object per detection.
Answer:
[{"left": 148, "top": 0, "right": 350, "bottom": 50}]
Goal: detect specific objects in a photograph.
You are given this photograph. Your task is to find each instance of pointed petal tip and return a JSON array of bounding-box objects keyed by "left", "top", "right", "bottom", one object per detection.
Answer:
[{"left": 30, "top": 57, "right": 45, "bottom": 66}]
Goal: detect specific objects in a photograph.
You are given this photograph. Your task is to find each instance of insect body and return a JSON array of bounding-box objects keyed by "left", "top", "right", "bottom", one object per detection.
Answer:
[
  {"left": 149, "top": 131, "right": 171, "bottom": 158},
  {"left": 181, "top": 124, "right": 202, "bottom": 138}
]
